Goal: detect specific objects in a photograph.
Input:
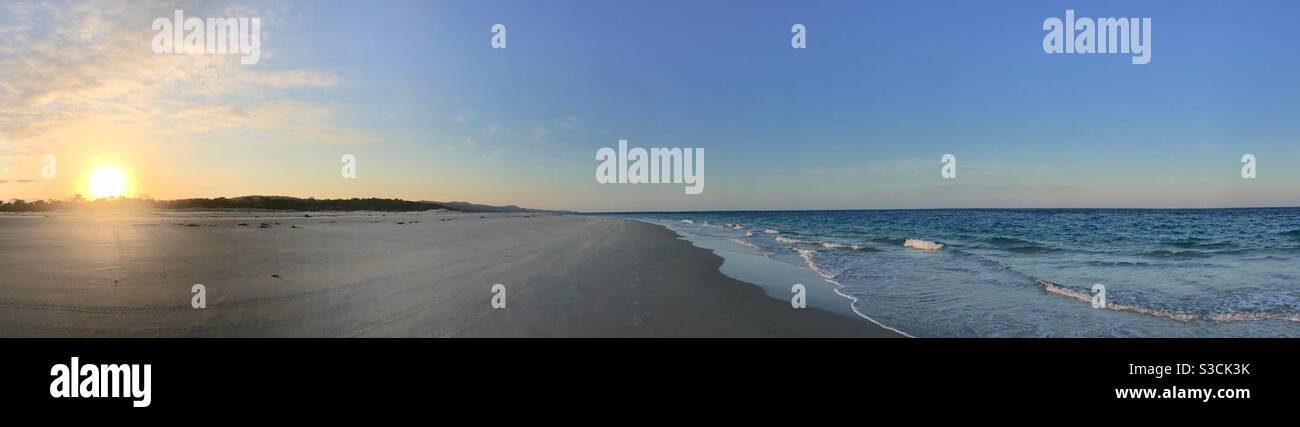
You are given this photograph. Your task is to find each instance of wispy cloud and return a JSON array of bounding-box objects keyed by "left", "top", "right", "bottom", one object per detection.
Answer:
[
  {"left": 557, "top": 115, "right": 580, "bottom": 130},
  {"left": 0, "top": 0, "right": 371, "bottom": 159},
  {"left": 531, "top": 124, "right": 550, "bottom": 143}
]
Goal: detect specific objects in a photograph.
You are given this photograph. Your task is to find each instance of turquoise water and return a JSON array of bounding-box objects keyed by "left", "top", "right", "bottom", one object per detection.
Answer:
[{"left": 617, "top": 209, "right": 1300, "bottom": 337}]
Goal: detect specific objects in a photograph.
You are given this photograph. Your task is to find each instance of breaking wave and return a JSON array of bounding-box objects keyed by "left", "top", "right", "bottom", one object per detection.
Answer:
[
  {"left": 728, "top": 238, "right": 761, "bottom": 251},
  {"left": 903, "top": 239, "right": 944, "bottom": 250},
  {"left": 792, "top": 248, "right": 829, "bottom": 279},
  {"left": 1141, "top": 249, "right": 1211, "bottom": 259},
  {"left": 772, "top": 235, "right": 871, "bottom": 251},
  {"left": 1037, "top": 279, "right": 1299, "bottom": 323}
]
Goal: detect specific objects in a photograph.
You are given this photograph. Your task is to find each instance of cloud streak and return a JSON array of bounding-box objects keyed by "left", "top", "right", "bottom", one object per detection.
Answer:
[{"left": 0, "top": 0, "right": 371, "bottom": 160}]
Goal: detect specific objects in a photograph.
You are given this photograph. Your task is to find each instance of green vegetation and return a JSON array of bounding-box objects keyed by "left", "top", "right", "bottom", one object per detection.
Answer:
[{"left": 0, "top": 196, "right": 441, "bottom": 212}]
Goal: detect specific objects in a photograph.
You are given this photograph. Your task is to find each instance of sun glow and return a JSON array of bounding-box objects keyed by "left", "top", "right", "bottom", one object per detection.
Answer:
[{"left": 88, "top": 166, "right": 129, "bottom": 199}]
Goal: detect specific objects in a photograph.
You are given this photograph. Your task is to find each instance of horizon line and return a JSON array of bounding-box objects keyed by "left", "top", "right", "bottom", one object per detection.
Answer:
[
  {"left": 586, "top": 205, "right": 1300, "bottom": 214},
  {"left": 6, "top": 194, "right": 1299, "bottom": 213}
]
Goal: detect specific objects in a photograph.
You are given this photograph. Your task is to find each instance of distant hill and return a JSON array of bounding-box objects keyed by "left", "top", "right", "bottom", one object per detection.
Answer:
[{"left": 423, "top": 201, "right": 575, "bottom": 214}]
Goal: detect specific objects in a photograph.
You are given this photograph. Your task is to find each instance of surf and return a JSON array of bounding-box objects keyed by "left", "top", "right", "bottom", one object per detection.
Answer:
[{"left": 903, "top": 239, "right": 944, "bottom": 250}]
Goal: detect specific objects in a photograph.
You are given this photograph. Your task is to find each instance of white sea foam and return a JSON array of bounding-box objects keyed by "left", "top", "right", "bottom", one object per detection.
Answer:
[
  {"left": 791, "top": 247, "right": 914, "bottom": 337},
  {"left": 903, "top": 239, "right": 944, "bottom": 250},
  {"left": 762, "top": 229, "right": 779, "bottom": 234},
  {"left": 729, "top": 238, "right": 761, "bottom": 251},
  {"left": 1207, "top": 312, "right": 1300, "bottom": 322},
  {"left": 770, "top": 235, "right": 867, "bottom": 251},
  {"left": 745, "top": 231, "right": 754, "bottom": 237},
  {"left": 1036, "top": 279, "right": 1299, "bottom": 323},
  {"left": 793, "top": 248, "right": 830, "bottom": 280},
  {"left": 680, "top": 219, "right": 694, "bottom": 224}
]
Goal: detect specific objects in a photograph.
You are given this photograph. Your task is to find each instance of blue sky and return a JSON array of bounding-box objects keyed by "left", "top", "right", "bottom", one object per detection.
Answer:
[{"left": 2, "top": 0, "right": 1297, "bottom": 211}]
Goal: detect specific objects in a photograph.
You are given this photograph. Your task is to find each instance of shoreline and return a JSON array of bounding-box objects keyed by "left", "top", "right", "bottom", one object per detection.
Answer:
[
  {"left": 616, "top": 210, "right": 1300, "bottom": 337},
  {"left": 637, "top": 219, "right": 912, "bottom": 337},
  {"left": 608, "top": 219, "right": 905, "bottom": 337},
  {"left": 0, "top": 212, "right": 900, "bottom": 337}
]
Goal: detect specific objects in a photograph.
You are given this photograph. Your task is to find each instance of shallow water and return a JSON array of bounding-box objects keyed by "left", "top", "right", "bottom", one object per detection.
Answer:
[{"left": 618, "top": 209, "right": 1300, "bottom": 337}]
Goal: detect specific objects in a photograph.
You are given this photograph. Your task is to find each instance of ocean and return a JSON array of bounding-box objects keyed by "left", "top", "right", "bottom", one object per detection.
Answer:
[{"left": 616, "top": 209, "right": 1300, "bottom": 337}]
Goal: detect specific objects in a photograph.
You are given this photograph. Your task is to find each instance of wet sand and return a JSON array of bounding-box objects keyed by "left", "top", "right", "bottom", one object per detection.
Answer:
[{"left": 0, "top": 211, "right": 899, "bottom": 337}]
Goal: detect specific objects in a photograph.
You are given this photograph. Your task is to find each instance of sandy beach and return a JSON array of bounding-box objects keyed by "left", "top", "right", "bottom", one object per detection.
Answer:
[{"left": 0, "top": 211, "right": 898, "bottom": 337}]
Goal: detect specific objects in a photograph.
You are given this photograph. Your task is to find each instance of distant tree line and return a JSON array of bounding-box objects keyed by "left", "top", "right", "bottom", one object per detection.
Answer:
[{"left": 0, "top": 196, "right": 445, "bottom": 212}]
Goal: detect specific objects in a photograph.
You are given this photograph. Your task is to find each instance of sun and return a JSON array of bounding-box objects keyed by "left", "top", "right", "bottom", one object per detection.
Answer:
[{"left": 88, "top": 166, "right": 129, "bottom": 199}]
